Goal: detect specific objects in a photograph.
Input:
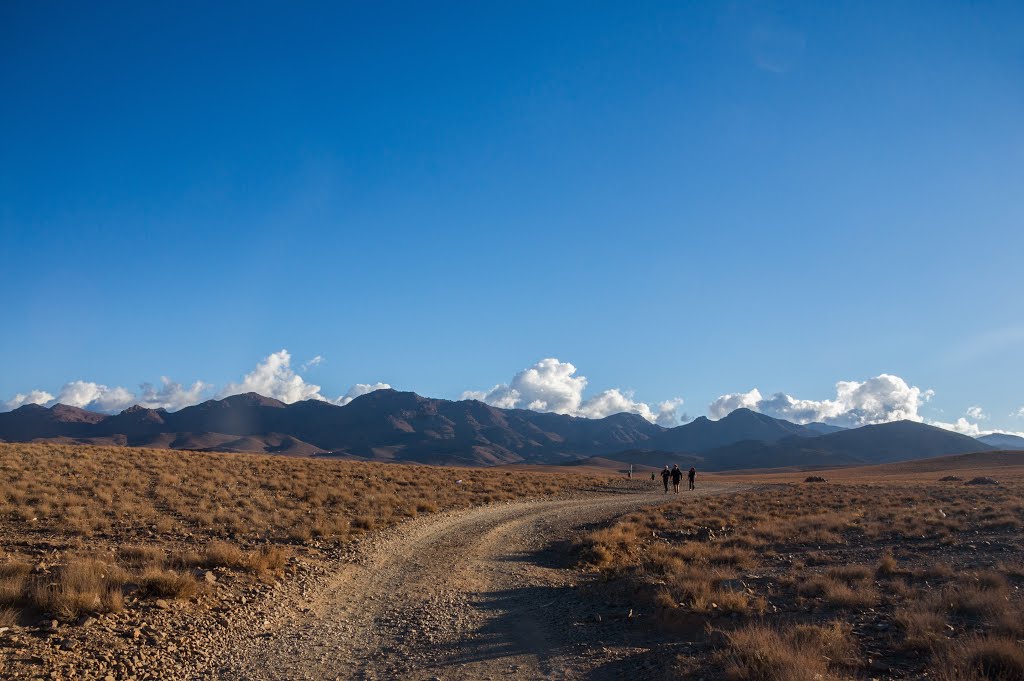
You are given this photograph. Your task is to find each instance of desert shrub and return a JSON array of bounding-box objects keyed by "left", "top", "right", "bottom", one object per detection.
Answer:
[
  {"left": 0, "top": 560, "right": 32, "bottom": 607},
  {"left": 247, "top": 545, "right": 288, "bottom": 575},
  {"left": 202, "top": 541, "right": 247, "bottom": 569},
  {"left": 0, "top": 606, "right": 18, "bottom": 627},
  {"left": 138, "top": 567, "right": 199, "bottom": 600},
  {"left": 30, "top": 558, "right": 126, "bottom": 619},
  {"left": 896, "top": 601, "right": 948, "bottom": 651},
  {"left": 118, "top": 545, "right": 165, "bottom": 569},
  {"left": 933, "top": 636, "right": 1024, "bottom": 681},
  {"left": 798, "top": 574, "right": 878, "bottom": 608},
  {"left": 720, "top": 623, "right": 850, "bottom": 681}
]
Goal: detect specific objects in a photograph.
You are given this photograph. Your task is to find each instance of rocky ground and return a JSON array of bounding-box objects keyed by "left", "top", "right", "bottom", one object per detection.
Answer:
[{"left": 2, "top": 479, "right": 736, "bottom": 680}]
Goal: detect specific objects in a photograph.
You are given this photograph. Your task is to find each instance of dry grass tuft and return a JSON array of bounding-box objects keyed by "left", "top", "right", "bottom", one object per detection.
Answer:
[
  {"left": 934, "top": 636, "right": 1024, "bottom": 681},
  {"left": 30, "top": 558, "right": 126, "bottom": 619},
  {"left": 720, "top": 622, "right": 853, "bottom": 680},
  {"left": 138, "top": 567, "right": 200, "bottom": 600},
  {"left": 0, "top": 606, "right": 18, "bottom": 627}
]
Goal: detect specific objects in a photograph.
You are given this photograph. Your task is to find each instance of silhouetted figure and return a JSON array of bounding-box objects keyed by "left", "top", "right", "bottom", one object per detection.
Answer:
[
  {"left": 660, "top": 466, "right": 670, "bottom": 493},
  {"left": 688, "top": 466, "right": 696, "bottom": 490},
  {"left": 651, "top": 471, "right": 656, "bottom": 482},
  {"left": 671, "top": 464, "right": 682, "bottom": 494}
]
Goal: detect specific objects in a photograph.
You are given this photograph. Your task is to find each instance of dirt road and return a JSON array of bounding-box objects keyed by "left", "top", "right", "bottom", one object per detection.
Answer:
[{"left": 213, "top": 483, "right": 736, "bottom": 680}]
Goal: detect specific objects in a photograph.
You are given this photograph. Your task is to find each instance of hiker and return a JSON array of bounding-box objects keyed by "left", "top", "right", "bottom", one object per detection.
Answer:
[
  {"left": 650, "top": 471, "right": 656, "bottom": 482},
  {"left": 671, "top": 464, "right": 683, "bottom": 494},
  {"left": 688, "top": 466, "right": 696, "bottom": 490},
  {"left": 660, "top": 466, "right": 671, "bottom": 493}
]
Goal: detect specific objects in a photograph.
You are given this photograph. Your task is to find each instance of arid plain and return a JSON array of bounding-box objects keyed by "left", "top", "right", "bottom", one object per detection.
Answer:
[{"left": 1, "top": 443, "right": 1022, "bottom": 680}]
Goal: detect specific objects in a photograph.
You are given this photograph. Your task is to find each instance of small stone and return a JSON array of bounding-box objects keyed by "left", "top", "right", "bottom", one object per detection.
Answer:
[
  {"left": 194, "top": 569, "right": 217, "bottom": 584},
  {"left": 77, "top": 615, "right": 97, "bottom": 628},
  {"left": 155, "top": 599, "right": 170, "bottom": 610},
  {"left": 59, "top": 638, "right": 78, "bottom": 651}
]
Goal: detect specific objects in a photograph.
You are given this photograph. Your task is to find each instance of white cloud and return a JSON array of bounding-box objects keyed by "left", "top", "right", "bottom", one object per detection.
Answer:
[
  {"left": 930, "top": 417, "right": 984, "bottom": 437},
  {"left": 300, "top": 355, "right": 324, "bottom": 372},
  {"left": 3, "top": 390, "right": 55, "bottom": 410},
  {"left": 53, "top": 381, "right": 137, "bottom": 412},
  {"left": 708, "top": 388, "right": 763, "bottom": 419},
  {"left": 462, "top": 358, "right": 684, "bottom": 426},
  {"left": 965, "top": 405, "right": 987, "bottom": 421},
  {"left": 930, "top": 417, "right": 1024, "bottom": 439},
  {"left": 709, "top": 374, "right": 934, "bottom": 427},
  {"left": 220, "top": 349, "right": 324, "bottom": 403},
  {"left": 221, "top": 350, "right": 388, "bottom": 407},
  {"left": 138, "top": 377, "right": 212, "bottom": 411},
  {"left": 1014, "top": 407, "right": 1024, "bottom": 419},
  {"left": 2, "top": 349, "right": 389, "bottom": 413},
  {"left": 334, "top": 382, "right": 392, "bottom": 406}
]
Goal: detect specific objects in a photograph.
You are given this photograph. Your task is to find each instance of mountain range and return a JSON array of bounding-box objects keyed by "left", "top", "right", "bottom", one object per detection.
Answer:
[{"left": 0, "top": 389, "right": 1011, "bottom": 470}]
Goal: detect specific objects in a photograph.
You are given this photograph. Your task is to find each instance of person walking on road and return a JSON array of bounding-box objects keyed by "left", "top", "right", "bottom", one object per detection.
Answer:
[
  {"left": 688, "top": 466, "right": 696, "bottom": 491},
  {"left": 671, "top": 464, "right": 683, "bottom": 494},
  {"left": 660, "top": 466, "right": 671, "bottom": 493}
]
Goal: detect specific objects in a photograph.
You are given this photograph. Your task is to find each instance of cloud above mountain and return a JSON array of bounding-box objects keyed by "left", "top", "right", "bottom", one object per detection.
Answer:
[
  {"left": 221, "top": 350, "right": 324, "bottom": 404},
  {"left": 461, "top": 358, "right": 685, "bottom": 426},
  {"left": 709, "top": 378, "right": 1024, "bottom": 438},
  {"left": 3, "top": 389, "right": 56, "bottom": 411},
  {"left": 709, "top": 374, "right": 934, "bottom": 427},
  {"left": 0, "top": 354, "right": 1013, "bottom": 436},
  {"left": 1, "top": 350, "right": 389, "bottom": 414}
]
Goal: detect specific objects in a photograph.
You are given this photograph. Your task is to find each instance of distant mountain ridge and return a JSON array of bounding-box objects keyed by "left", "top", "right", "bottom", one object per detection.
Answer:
[
  {"left": 977, "top": 433, "right": 1024, "bottom": 449},
  {"left": 0, "top": 390, "right": 1001, "bottom": 470}
]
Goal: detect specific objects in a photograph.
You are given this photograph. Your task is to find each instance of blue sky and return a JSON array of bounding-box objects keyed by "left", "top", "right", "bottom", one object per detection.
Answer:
[{"left": 2, "top": 2, "right": 1022, "bottom": 433}]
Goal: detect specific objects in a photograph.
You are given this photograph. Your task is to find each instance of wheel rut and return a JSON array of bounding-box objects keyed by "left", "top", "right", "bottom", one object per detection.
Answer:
[{"left": 214, "top": 485, "right": 739, "bottom": 681}]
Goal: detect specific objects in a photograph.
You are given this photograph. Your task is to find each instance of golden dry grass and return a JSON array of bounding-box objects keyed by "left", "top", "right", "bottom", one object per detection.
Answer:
[
  {"left": 578, "top": 472, "right": 1024, "bottom": 679},
  {"left": 0, "top": 442, "right": 599, "bottom": 622},
  {"left": 720, "top": 621, "right": 856, "bottom": 681}
]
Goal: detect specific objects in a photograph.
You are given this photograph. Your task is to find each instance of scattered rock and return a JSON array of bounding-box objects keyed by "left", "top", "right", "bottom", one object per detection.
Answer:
[
  {"left": 76, "top": 615, "right": 97, "bottom": 628},
  {"left": 804, "top": 476, "right": 827, "bottom": 483},
  {"left": 939, "top": 475, "right": 962, "bottom": 482},
  {"left": 966, "top": 476, "right": 998, "bottom": 486},
  {"left": 155, "top": 599, "right": 171, "bottom": 610},
  {"left": 694, "top": 527, "right": 716, "bottom": 542},
  {"left": 195, "top": 569, "right": 217, "bottom": 584}
]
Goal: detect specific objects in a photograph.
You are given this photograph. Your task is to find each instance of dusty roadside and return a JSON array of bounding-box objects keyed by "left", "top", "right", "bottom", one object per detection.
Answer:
[{"left": 211, "top": 481, "right": 740, "bottom": 681}]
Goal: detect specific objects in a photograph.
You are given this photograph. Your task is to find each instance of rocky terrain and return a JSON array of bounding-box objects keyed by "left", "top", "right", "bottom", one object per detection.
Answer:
[{"left": 2, "top": 479, "right": 738, "bottom": 680}]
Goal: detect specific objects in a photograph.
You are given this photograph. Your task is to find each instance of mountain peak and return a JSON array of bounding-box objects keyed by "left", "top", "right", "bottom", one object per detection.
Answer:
[
  {"left": 120, "top": 404, "right": 167, "bottom": 415},
  {"left": 218, "top": 393, "right": 287, "bottom": 408},
  {"left": 13, "top": 403, "right": 48, "bottom": 413}
]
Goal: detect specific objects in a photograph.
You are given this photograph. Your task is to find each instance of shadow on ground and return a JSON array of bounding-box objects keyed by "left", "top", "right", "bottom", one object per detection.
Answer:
[{"left": 424, "top": 543, "right": 705, "bottom": 680}]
